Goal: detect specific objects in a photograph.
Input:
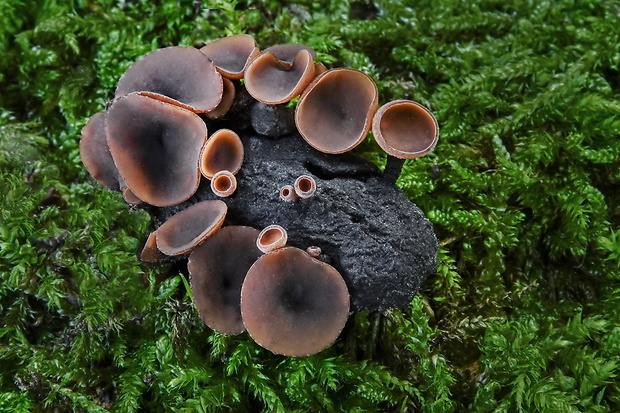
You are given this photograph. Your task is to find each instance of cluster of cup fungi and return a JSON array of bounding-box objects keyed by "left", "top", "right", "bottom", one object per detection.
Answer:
[{"left": 80, "top": 34, "right": 439, "bottom": 357}]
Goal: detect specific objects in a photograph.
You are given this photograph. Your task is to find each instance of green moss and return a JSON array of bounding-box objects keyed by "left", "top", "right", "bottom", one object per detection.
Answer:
[{"left": 1, "top": 0, "right": 619, "bottom": 411}]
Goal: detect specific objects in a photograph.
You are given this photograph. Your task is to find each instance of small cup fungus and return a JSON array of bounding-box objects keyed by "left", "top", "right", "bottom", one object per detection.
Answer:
[
  {"left": 188, "top": 226, "right": 262, "bottom": 335},
  {"left": 256, "top": 225, "right": 287, "bottom": 254},
  {"left": 240, "top": 247, "right": 350, "bottom": 357},
  {"left": 294, "top": 175, "right": 316, "bottom": 198},
  {"left": 139, "top": 231, "right": 166, "bottom": 263},
  {"left": 210, "top": 170, "right": 237, "bottom": 197},
  {"left": 200, "top": 129, "right": 244, "bottom": 179},
  {"left": 155, "top": 200, "right": 227, "bottom": 256},
  {"left": 279, "top": 185, "right": 297, "bottom": 202},
  {"left": 115, "top": 46, "right": 223, "bottom": 113},
  {"left": 200, "top": 34, "right": 260, "bottom": 79},
  {"left": 295, "top": 68, "right": 378, "bottom": 154},
  {"left": 205, "top": 77, "right": 236, "bottom": 119}
]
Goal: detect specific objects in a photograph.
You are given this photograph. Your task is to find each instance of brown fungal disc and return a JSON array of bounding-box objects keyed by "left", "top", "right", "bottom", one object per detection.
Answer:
[
  {"left": 294, "top": 175, "right": 316, "bottom": 198},
  {"left": 140, "top": 231, "right": 166, "bottom": 263},
  {"left": 200, "top": 34, "right": 259, "bottom": 79},
  {"left": 240, "top": 247, "right": 350, "bottom": 357},
  {"left": 279, "top": 185, "right": 297, "bottom": 202},
  {"left": 205, "top": 77, "right": 236, "bottom": 119},
  {"left": 188, "top": 226, "right": 262, "bottom": 335},
  {"left": 262, "top": 43, "right": 317, "bottom": 64},
  {"left": 80, "top": 111, "right": 122, "bottom": 191},
  {"left": 245, "top": 49, "right": 315, "bottom": 105},
  {"left": 106, "top": 93, "right": 207, "bottom": 207},
  {"left": 211, "top": 170, "right": 237, "bottom": 197},
  {"left": 115, "top": 46, "right": 223, "bottom": 113},
  {"left": 256, "top": 225, "right": 287, "bottom": 253},
  {"left": 156, "top": 200, "right": 227, "bottom": 256},
  {"left": 295, "top": 68, "right": 378, "bottom": 154},
  {"left": 200, "top": 129, "right": 244, "bottom": 179},
  {"left": 372, "top": 100, "right": 439, "bottom": 158}
]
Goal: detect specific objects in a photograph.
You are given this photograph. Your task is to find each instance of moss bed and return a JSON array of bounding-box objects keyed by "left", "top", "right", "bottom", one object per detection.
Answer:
[{"left": 1, "top": 0, "right": 619, "bottom": 411}]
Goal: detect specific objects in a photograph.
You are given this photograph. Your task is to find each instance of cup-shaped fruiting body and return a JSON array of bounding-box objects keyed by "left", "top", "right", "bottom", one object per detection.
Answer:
[
  {"left": 105, "top": 93, "right": 207, "bottom": 207},
  {"left": 279, "top": 185, "right": 297, "bottom": 202},
  {"left": 256, "top": 225, "right": 287, "bottom": 254},
  {"left": 244, "top": 49, "right": 316, "bottom": 105},
  {"left": 139, "top": 231, "right": 166, "bottom": 263},
  {"left": 372, "top": 100, "right": 439, "bottom": 159},
  {"left": 188, "top": 226, "right": 262, "bottom": 335},
  {"left": 115, "top": 46, "right": 223, "bottom": 113},
  {"left": 211, "top": 170, "right": 237, "bottom": 197},
  {"left": 80, "top": 111, "right": 122, "bottom": 191},
  {"left": 205, "top": 77, "right": 236, "bottom": 119},
  {"left": 295, "top": 68, "right": 378, "bottom": 154},
  {"left": 200, "top": 34, "right": 260, "bottom": 79},
  {"left": 294, "top": 175, "right": 316, "bottom": 198},
  {"left": 240, "top": 247, "right": 350, "bottom": 357},
  {"left": 122, "top": 187, "right": 142, "bottom": 205},
  {"left": 306, "top": 246, "right": 322, "bottom": 258},
  {"left": 200, "top": 129, "right": 244, "bottom": 179},
  {"left": 155, "top": 200, "right": 227, "bottom": 256},
  {"left": 261, "top": 43, "right": 317, "bottom": 64}
]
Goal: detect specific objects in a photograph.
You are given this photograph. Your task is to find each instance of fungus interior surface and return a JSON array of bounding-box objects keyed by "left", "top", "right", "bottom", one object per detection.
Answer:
[
  {"left": 200, "top": 129, "right": 244, "bottom": 178},
  {"left": 374, "top": 100, "right": 438, "bottom": 157},
  {"left": 200, "top": 34, "right": 258, "bottom": 79},
  {"left": 80, "top": 111, "right": 121, "bottom": 191},
  {"left": 240, "top": 247, "right": 350, "bottom": 357},
  {"left": 115, "top": 46, "right": 223, "bottom": 113},
  {"left": 156, "top": 200, "right": 227, "bottom": 255},
  {"left": 188, "top": 226, "right": 262, "bottom": 335},
  {"left": 262, "top": 43, "right": 317, "bottom": 63},
  {"left": 296, "top": 69, "right": 378, "bottom": 154},
  {"left": 105, "top": 94, "right": 207, "bottom": 206}
]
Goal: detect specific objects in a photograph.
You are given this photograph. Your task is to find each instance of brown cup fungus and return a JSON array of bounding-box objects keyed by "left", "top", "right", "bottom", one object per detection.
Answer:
[
  {"left": 211, "top": 170, "right": 237, "bottom": 198},
  {"left": 155, "top": 200, "right": 227, "bottom": 256},
  {"left": 105, "top": 93, "right": 207, "bottom": 207},
  {"left": 188, "top": 226, "right": 263, "bottom": 335},
  {"left": 294, "top": 175, "right": 316, "bottom": 198},
  {"left": 295, "top": 68, "right": 378, "bottom": 154},
  {"left": 372, "top": 100, "right": 439, "bottom": 159},
  {"left": 200, "top": 34, "right": 260, "bottom": 80},
  {"left": 240, "top": 247, "right": 350, "bottom": 357},
  {"left": 244, "top": 49, "right": 316, "bottom": 105},
  {"left": 80, "top": 111, "right": 122, "bottom": 191},
  {"left": 205, "top": 77, "right": 236, "bottom": 119},
  {"left": 200, "top": 129, "right": 244, "bottom": 179},
  {"left": 306, "top": 246, "right": 322, "bottom": 258},
  {"left": 261, "top": 43, "right": 317, "bottom": 64},
  {"left": 139, "top": 231, "right": 166, "bottom": 263},
  {"left": 115, "top": 46, "right": 223, "bottom": 113},
  {"left": 279, "top": 185, "right": 297, "bottom": 202},
  {"left": 256, "top": 225, "right": 287, "bottom": 254}
]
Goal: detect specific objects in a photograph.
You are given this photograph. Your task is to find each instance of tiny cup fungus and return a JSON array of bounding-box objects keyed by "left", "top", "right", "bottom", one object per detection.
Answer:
[
  {"left": 200, "top": 129, "right": 244, "bottom": 179},
  {"left": 139, "top": 231, "right": 166, "bottom": 263},
  {"left": 240, "top": 247, "right": 350, "bottom": 357},
  {"left": 279, "top": 185, "right": 297, "bottom": 202},
  {"left": 306, "top": 246, "right": 322, "bottom": 258},
  {"left": 155, "top": 200, "right": 227, "bottom": 256},
  {"left": 115, "top": 46, "right": 223, "bottom": 113},
  {"left": 256, "top": 225, "right": 287, "bottom": 254},
  {"left": 188, "top": 226, "right": 262, "bottom": 335},
  {"left": 295, "top": 68, "right": 378, "bottom": 154},
  {"left": 294, "top": 175, "right": 316, "bottom": 198},
  {"left": 210, "top": 170, "right": 237, "bottom": 197},
  {"left": 199, "top": 34, "right": 260, "bottom": 79}
]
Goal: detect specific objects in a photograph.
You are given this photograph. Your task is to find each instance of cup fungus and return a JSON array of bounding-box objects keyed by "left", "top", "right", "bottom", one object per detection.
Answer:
[
  {"left": 200, "top": 34, "right": 260, "bottom": 80},
  {"left": 256, "top": 225, "right": 287, "bottom": 253},
  {"left": 188, "top": 226, "right": 263, "bottom": 335},
  {"left": 244, "top": 49, "right": 316, "bottom": 105},
  {"left": 155, "top": 200, "right": 227, "bottom": 256},
  {"left": 105, "top": 93, "right": 207, "bottom": 207},
  {"left": 372, "top": 100, "right": 439, "bottom": 159},
  {"left": 279, "top": 185, "right": 297, "bottom": 202},
  {"left": 306, "top": 246, "right": 322, "bottom": 258},
  {"left": 205, "top": 77, "right": 236, "bottom": 119},
  {"left": 139, "top": 231, "right": 166, "bottom": 263},
  {"left": 200, "top": 129, "right": 244, "bottom": 179},
  {"left": 294, "top": 175, "right": 316, "bottom": 198},
  {"left": 261, "top": 43, "right": 317, "bottom": 64},
  {"left": 80, "top": 111, "right": 122, "bottom": 191},
  {"left": 211, "top": 170, "right": 237, "bottom": 197},
  {"left": 295, "top": 68, "right": 378, "bottom": 154},
  {"left": 115, "top": 46, "right": 223, "bottom": 113},
  {"left": 240, "top": 247, "right": 350, "bottom": 357}
]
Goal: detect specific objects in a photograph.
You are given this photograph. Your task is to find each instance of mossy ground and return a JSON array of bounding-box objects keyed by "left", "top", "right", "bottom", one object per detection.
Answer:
[{"left": 1, "top": 0, "right": 619, "bottom": 411}]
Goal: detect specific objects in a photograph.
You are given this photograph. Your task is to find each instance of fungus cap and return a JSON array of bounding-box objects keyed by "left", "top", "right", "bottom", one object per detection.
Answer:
[
  {"left": 188, "top": 226, "right": 262, "bottom": 335},
  {"left": 200, "top": 129, "right": 244, "bottom": 179},
  {"left": 245, "top": 49, "right": 315, "bottom": 105},
  {"left": 256, "top": 225, "right": 287, "bottom": 254},
  {"left": 205, "top": 77, "right": 236, "bottom": 119},
  {"left": 139, "top": 231, "right": 166, "bottom": 263},
  {"left": 294, "top": 175, "right": 316, "bottom": 198},
  {"left": 115, "top": 46, "right": 223, "bottom": 113},
  {"left": 211, "top": 170, "right": 237, "bottom": 198},
  {"left": 200, "top": 34, "right": 259, "bottom": 79},
  {"left": 80, "top": 111, "right": 122, "bottom": 191},
  {"left": 279, "top": 185, "right": 297, "bottom": 202},
  {"left": 156, "top": 200, "right": 228, "bottom": 256},
  {"left": 372, "top": 100, "right": 439, "bottom": 158},
  {"left": 295, "top": 68, "right": 378, "bottom": 154},
  {"left": 240, "top": 247, "right": 350, "bottom": 357},
  {"left": 105, "top": 93, "right": 207, "bottom": 207}
]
